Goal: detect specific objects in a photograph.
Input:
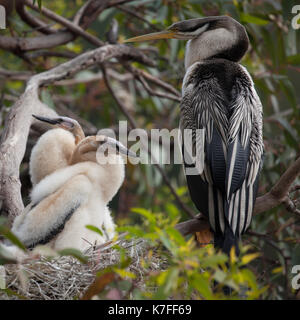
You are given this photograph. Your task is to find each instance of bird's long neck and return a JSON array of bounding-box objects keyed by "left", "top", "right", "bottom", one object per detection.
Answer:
[
  {"left": 96, "top": 153, "right": 125, "bottom": 203},
  {"left": 184, "top": 25, "right": 249, "bottom": 70},
  {"left": 74, "top": 126, "right": 85, "bottom": 145}
]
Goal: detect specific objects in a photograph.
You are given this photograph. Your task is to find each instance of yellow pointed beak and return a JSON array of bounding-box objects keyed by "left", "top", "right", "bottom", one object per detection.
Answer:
[{"left": 123, "top": 30, "right": 177, "bottom": 43}]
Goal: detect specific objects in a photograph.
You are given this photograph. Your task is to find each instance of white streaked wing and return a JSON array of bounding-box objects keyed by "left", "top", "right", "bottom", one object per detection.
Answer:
[
  {"left": 228, "top": 193, "right": 234, "bottom": 225},
  {"left": 245, "top": 186, "right": 253, "bottom": 230},
  {"left": 217, "top": 191, "right": 225, "bottom": 233},
  {"left": 226, "top": 138, "right": 238, "bottom": 199},
  {"left": 231, "top": 189, "right": 240, "bottom": 234},
  {"left": 239, "top": 181, "right": 246, "bottom": 234}
]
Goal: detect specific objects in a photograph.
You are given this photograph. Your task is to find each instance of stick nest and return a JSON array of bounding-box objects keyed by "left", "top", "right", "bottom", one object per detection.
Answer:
[{"left": 0, "top": 235, "right": 166, "bottom": 300}]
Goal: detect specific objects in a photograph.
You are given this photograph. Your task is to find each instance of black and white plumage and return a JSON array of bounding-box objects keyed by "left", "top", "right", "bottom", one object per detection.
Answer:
[
  {"left": 181, "top": 60, "right": 263, "bottom": 255},
  {"left": 125, "top": 15, "right": 264, "bottom": 255}
]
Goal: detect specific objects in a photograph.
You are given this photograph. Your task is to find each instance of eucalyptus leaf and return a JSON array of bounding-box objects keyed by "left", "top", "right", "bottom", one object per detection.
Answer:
[
  {"left": 85, "top": 225, "right": 104, "bottom": 236},
  {"left": 240, "top": 13, "right": 269, "bottom": 26}
]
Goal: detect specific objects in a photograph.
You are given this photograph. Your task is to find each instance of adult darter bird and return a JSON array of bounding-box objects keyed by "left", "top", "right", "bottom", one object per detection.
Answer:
[{"left": 124, "top": 16, "right": 264, "bottom": 255}]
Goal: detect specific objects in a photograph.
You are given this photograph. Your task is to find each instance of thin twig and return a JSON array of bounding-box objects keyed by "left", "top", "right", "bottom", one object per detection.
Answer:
[
  {"left": 24, "top": 0, "right": 104, "bottom": 47},
  {"left": 116, "top": 5, "right": 161, "bottom": 31}
]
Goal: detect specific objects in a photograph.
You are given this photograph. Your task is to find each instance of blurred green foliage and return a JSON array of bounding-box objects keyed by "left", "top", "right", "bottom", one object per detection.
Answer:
[
  {"left": 114, "top": 207, "right": 267, "bottom": 300},
  {"left": 0, "top": 0, "right": 300, "bottom": 299},
  {"left": 0, "top": 207, "right": 267, "bottom": 300}
]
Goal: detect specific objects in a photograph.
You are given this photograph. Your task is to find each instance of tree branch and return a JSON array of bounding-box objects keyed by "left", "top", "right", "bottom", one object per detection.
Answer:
[
  {"left": 254, "top": 155, "right": 300, "bottom": 215},
  {"left": 24, "top": 0, "right": 105, "bottom": 47},
  {"left": 175, "top": 214, "right": 209, "bottom": 236},
  {"left": 0, "top": 32, "right": 76, "bottom": 52},
  {"left": 116, "top": 5, "right": 161, "bottom": 32},
  {"left": 16, "top": 1, "right": 57, "bottom": 35},
  {"left": 0, "top": 0, "right": 112, "bottom": 52}
]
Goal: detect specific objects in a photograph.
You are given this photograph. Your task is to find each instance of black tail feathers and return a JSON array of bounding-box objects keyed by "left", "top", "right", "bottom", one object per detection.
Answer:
[
  {"left": 214, "top": 226, "right": 240, "bottom": 256},
  {"left": 213, "top": 227, "right": 240, "bottom": 296}
]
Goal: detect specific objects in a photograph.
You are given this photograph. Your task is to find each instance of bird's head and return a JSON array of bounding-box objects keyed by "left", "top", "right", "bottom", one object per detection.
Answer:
[
  {"left": 96, "top": 135, "right": 137, "bottom": 160},
  {"left": 32, "top": 115, "right": 85, "bottom": 145},
  {"left": 124, "top": 16, "right": 249, "bottom": 68}
]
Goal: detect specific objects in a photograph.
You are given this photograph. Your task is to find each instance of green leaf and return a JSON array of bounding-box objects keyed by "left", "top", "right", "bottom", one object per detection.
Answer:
[
  {"left": 165, "top": 203, "right": 179, "bottom": 219},
  {"left": 154, "top": 268, "right": 179, "bottom": 298},
  {"left": 190, "top": 273, "right": 214, "bottom": 299},
  {"left": 159, "top": 231, "right": 176, "bottom": 254},
  {"left": 117, "top": 226, "right": 145, "bottom": 238},
  {"left": 0, "top": 226, "right": 26, "bottom": 252},
  {"left": 58, "top": 248, "right": 88, "bottom": 264},
  {"left": 272, "top": 266, "right": 283, "bottom": 274},
  {"left": 85, "top": 225, "right": 103, "bottom": 236},
  {"left": 240, "top": 269, "right": 258, "bottom": 290},
  {"left": 201, "top": 254, "right": 228, "bottom": 268},
  {"left": 113, "top": 268, "right": 136, "bottom": 279},
  {"left": 33, "top": 0, "right": 42, "bottom": 10},
  {"left": 240, "top": 13, "right": 269, "bottom": 25},
  {"left": 241, "top": 253, "right": 260, "bottom": 265},
  {"left": 131, "top": 208, "right": 156, "bottom": 224},
  {"left": 165, "top": 226, "right": 186, "bottom": 246},
  {"left": 213, "top": 269, "right": 227, "bottom": 283},
  {"left": 0, "top": 288, "right": 28, "bottom": 300}
]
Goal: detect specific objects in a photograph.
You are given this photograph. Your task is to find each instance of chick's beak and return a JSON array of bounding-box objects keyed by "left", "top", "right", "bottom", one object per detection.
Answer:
[
  {"left": 123, "top": 30, "right": 177, "bottom": 43},
  {"left": 32, "top": 114, "right": 59, "bottom": 125},
  {"left": 32, "top": 115, "right": 74, "bottom": 130},
  {"left": 105, "top": 137, "right": 138, "bottom": 158}
]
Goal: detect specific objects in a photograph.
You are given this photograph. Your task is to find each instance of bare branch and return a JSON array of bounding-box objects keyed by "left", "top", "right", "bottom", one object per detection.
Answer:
[
  {"left": 175, "top": 214, "right": 209, "bottom": 236},
  {"left": 123, "top": 64, "right": 181, "bottom": 101},
  {"left": 136, "top": 73, "right": 181, "bottom": 102},
  {"left": 24, "top": 0, "right": 105, "bottom": 47},
  {"left": 136, "top": 68, "right": 181, "bottom": 97},
  {"left": 0, "top": 0, "right": 111, "bottom": 52},
  {"left": 25, "top": 50, "right": 77, "bottom": 60},
  {"left": 254, "top": 155, "right": 300, "bottom": 215},
  {"left": 282, "top": 197, "right": 300, "bottom": 218},
  {"left": 0, "top": 68, "right": 33, "bottom": 81},
  {"left": 0, "top": 68, "right": 132, "bottom": 84},
  {"left": 73, "top": 0, "right": 95, "bottom": 25},
  {"left": 75, "top": 0, "right": 110, "bottom": 30},
  {"left": 116, "top": 5, "right": 161, "bottom": 31},
  {"left": 16, "top": 1, "right": 57, "bottom": 35},
  {"left": 0, "top": 32, "right": 75, "bottom": 52}
]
